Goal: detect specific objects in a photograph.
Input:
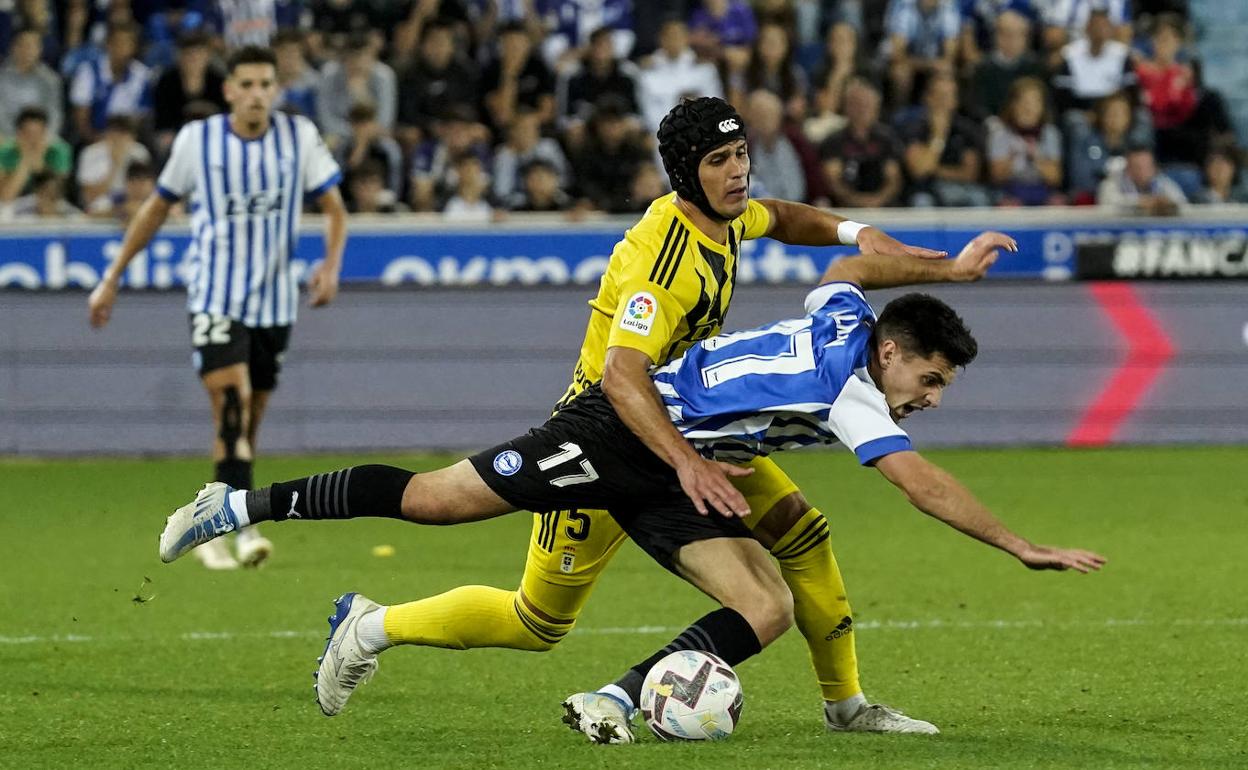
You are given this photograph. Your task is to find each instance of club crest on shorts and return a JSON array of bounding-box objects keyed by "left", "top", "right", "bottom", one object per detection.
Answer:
[
  {"left": 493, "top": 449, "right": 523, "bottom": 476},
  {"left": 619, "top": 291, "right": 658, "bottom": 336}
]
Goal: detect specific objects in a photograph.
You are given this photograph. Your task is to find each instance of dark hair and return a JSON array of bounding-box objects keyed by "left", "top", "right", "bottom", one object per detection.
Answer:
[
  {"left": 521, "top": 158, "right": 558, "bottom": 177},
  {"left": 1001, "top": 75, "right": 1049, "bottom": 128},
  {"left": 421, "top": 17, "right": 456, "bottom": 42},
  {"left": 745, "top": 22, "right": 799, "bottom": 102},
  {"left": 16, "top": 106, "right": 49, "bottom": 127},
  {"left": 29, "top": 168, "right": 60, "bottom": 190},
  {"left": 498, "top": 20, "right": 528, "bottom": 36},
  {"left": 126, "top": 162, "right": 155, "bottom": 180},
  {"left": 588, "top": 26, "right": 614, "bottom": 45},
  {"left": 271, "top": 28, "right": 305, "bottom": 48},
  {"left": 344, "top": 31, "right": 372, "bottom": 53},
  {"left": 875, "top": 293, "right": 978, "bottom": 368},
  {"left": 1153, "top": 13, "right": 1186, "bottom": 39},
  {"left": 106, "top": 22, "right": 141, "bottom": 42},
  {"left": 104, "top": 114, "right": 137, "bottom": 133},
  {"left": 226, "top": 45, "right": 278, "bottom": 74},
  {"left": 176, "top": 30, "right": 211, "bottom": 50}
]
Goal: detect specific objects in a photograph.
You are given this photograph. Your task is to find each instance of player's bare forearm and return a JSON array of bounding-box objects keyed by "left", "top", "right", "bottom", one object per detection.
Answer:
[
  {"left": 821, "top": 230, "right": 1014, "bottom": 288},
  {"left": 318, "top": 187, "right": 348, "bottom": 270},
  {"left": 757, "top": 198, "right": 843, "bottom": 246},
  {"left": 759, "top": 198, "right": 948, "bottom": 260},
  {"left": 602, "top": 346, "right": 752, "bottom": 516},
  {"left": 821, "top": 253, "right": 955, "bottom": 289},
  {"left": 875, "top": 451, "right": 1031, "bottom": 558},
  {"left": 107, "top": 193, "right": 173, "bottom": 283},
  {"left": 601, "top": 346, "right": 702, "bottom": 470}
]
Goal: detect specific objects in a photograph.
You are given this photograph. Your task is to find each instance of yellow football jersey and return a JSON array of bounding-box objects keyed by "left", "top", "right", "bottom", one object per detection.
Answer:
[{"left": 556, "top": 192, "right": 771, "bottom": 407}]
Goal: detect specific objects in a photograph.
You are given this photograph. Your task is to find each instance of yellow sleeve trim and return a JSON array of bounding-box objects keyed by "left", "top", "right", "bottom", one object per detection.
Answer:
[{"left": 740, "top": 198, "right": 772, "bottom": 240}]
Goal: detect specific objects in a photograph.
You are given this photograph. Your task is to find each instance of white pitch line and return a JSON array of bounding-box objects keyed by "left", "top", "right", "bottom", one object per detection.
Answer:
[{"left": 1, "top": 617, "right": 1245, "bottom": 647}]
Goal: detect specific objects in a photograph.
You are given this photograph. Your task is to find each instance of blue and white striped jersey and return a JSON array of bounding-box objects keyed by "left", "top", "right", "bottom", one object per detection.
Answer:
[
  {"left": 157, "top": 112, "right": 342, "bottom": 328},
  {"left": 652, "top": 282, "right": 912, "bottom": 465}
]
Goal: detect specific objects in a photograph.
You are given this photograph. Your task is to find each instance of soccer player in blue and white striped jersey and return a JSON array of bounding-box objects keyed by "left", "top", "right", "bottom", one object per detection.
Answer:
[{"left": 91, "top": 46, "right": 348, "bottom": 570}]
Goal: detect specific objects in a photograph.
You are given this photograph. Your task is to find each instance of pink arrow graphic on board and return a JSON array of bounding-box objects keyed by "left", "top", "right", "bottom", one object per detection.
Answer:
[{"left": 1067, "top": 283, "right": 1175, "bottom": 446}]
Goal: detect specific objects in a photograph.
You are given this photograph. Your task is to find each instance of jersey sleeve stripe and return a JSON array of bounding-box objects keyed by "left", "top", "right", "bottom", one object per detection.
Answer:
[
  {"left": 155, "top": 184, "right": 180, "bottom": 202},
  {"left": 648, "top": 218, "right": 681, "bottom": 283},
  {"left": 199, "top": 119, "right": 216, "bottom": 313},
  {"left": 660, "top": 227, "right": 689, "bottom": 289},
  {"left": 220, "top": 125, "right": 236, "bottom": 317},
  {"left": 853, "top": 435, "right": 913, "bottom": 466},
  {"left": 306, "top": 169, "right": 342, "bottom": 200}
]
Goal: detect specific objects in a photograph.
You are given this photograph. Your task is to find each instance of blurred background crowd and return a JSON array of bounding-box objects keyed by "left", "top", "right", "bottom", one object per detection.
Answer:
[{"left": 0, "top": 0, "right": 1244, "bottom": 223}]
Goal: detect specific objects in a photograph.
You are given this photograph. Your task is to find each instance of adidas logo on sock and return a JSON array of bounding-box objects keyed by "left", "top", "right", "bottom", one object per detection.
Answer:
[{"left": 824, "top": 616, "right": 854, "bottom": 641}]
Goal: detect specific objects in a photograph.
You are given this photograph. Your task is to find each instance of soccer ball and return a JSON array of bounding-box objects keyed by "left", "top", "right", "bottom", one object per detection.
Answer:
[{"left": 639, "top": 650, "right": 743, "bottom": 741}]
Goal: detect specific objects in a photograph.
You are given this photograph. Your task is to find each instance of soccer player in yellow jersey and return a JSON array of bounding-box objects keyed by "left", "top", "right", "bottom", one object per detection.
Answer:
[{"left": 369, "top": 96, "right": 951, "bottom": 734}]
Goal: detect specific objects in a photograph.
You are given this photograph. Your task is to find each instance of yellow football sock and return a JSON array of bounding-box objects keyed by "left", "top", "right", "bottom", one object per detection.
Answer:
[
  {"left": 771, "top": 507, "right": 862, "bottom": 702},
  {"left": 383, "top": 585, "right": 573, "bottom": 652}
]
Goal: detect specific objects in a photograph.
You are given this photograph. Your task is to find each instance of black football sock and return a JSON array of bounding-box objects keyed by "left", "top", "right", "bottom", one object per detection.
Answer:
[
  {"left": 243, "top": 464, "right": 415, "bottom": 523},
  {"left": 611, "top": 607, "right": 762, "bottom": 708}
]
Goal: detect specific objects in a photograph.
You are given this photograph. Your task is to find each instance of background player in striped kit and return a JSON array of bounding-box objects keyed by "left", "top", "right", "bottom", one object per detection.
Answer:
[{"left": 88, "top": 46, "right": 347, "bottom": 569}]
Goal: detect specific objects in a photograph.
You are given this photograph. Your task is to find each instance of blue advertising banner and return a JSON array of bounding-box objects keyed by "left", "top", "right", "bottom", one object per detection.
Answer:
[{"left": 3, "top": 213, "right": 1247, "bottom": 289}]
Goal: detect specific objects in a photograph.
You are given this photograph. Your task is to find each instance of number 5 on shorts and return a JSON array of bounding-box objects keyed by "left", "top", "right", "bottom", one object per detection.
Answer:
[
  {"left": 537, "top": 442, "right": 599, "bottom": 488},
  {"left": 191, "top": 313, "right": 231, "bottom": 346}
]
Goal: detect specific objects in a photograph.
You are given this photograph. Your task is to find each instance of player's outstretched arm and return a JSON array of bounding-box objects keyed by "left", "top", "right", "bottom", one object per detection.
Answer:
[
  {"left": 602, "top": 346, "right": 753, "bottom": 517},
  {"left": 873, "top": 450, "right": 1107, "bottom": 573},
  {"left": 308, "top": 186, "right": 347, "bottom": 307},
  {"left": 819, "top": 230, "right": 1017, "bottom": 290},
  {"left": 757, "top": 198, "right": 947, "bottom": 258},
  {"left": 88, "top": 193, "right": 173, "bottom": 329}
]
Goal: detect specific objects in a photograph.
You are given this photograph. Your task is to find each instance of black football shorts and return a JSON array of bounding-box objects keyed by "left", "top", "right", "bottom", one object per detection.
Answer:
[
  {"left": 188, "top": 312, "right": 291, "bottom": 390},
  {"left": 468, "top": 386, "right": 754, "bottom": 572}
]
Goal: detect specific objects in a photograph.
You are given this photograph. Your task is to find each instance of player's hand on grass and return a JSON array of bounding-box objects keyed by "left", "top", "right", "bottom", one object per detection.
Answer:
[
  {"left": 857, "top": 227, "right": 947, "bottom": 260},
  {"left": 951, "top": 231, "right": 1017, "bottom": 282},
  {"left": 675, "top": 456, "right": 754, "bottom": 518},
  {"left": 1016, "top": 543, "right": 1107, "bottom": 573},
  {"left": 88, "top": 276, "right": 119, "bottom": 328},
  {"left": 307, "top": 261, "right": 340, "bottom": 307}
]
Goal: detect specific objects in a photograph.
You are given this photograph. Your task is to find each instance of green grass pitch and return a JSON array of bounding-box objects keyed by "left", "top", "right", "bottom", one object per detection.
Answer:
[{"left": 2, "top": 446, "right": 1245, "bottom": 769}]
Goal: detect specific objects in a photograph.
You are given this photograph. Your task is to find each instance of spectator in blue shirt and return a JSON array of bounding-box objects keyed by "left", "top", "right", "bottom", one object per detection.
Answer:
[
  {"left": 539, "top": 0, "right": 635, "bottom": 72},
  {"left": 273, "top": 29, "right": 319, "bottom": 119},
  {"left": 1066, "top": 90, "right": 1153, "bottom": 204},
  {"left": 68, "top": 21, "right": 151, "bottom": 144},
  {"left": 885, "top": 0, "right": 961, "bottom": 107},
  {"left": 689, "top": 0, "right": 757, "bottom": 71}
]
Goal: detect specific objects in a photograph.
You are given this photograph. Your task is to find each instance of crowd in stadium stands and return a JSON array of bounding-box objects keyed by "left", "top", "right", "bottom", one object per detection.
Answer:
[{"left": 0, "top": 0, "right": 1244, "bottom": 222}]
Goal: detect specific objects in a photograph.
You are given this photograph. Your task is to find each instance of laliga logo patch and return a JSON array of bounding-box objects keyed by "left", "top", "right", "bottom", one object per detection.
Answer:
[
  {"left": 493, "top": 449, "right": 523, "bottom": 476},
  {"left": 718, "top": 118, "right": 739, "bottom": 133},
  {"left": 619, "top": 291, "right": 658, "bottom": 336}
]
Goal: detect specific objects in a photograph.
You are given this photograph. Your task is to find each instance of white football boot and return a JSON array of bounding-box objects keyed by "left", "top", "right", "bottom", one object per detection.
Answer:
[
  {"left": 825, "top": 702, "right": 940, "bottom": 734},
  {"left": 235, "top": 527, "right": 273, "bottom": 568},
  {"left": 315, "top": 592, "right": 383, "bottom": 716},
  {"left": 160, "top": 482, "right": 241, "bottom": 563},
  {"left": 561, "top": 692, "right": 636, "bottom": 744}
]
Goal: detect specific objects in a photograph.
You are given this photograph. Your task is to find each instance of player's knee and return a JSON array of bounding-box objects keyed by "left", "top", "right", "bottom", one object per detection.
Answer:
[
  {"left": 756, "top": 492, "right": 812, "bottom": 550},
  {"left": 733, "top": 583, "right": 794, "bottom": 647}
]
